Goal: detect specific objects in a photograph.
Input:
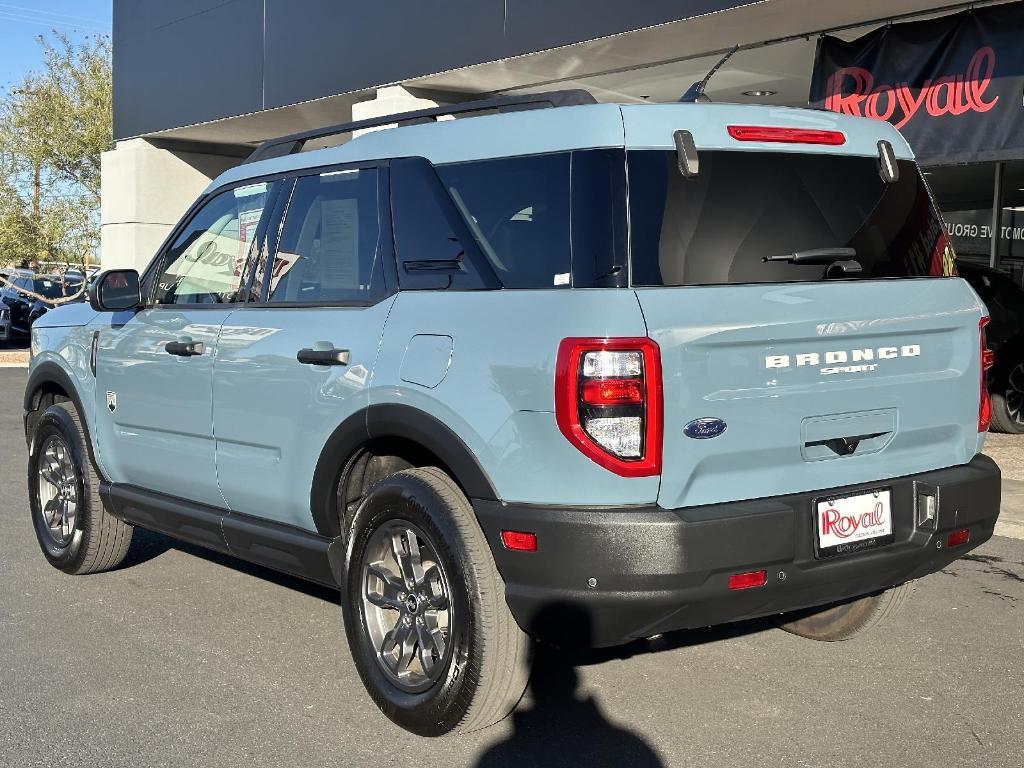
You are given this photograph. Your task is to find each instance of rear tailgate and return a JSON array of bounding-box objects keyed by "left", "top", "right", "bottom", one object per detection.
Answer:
[{"left": 638, "top": 278, "right": 985, "bottom": 510}]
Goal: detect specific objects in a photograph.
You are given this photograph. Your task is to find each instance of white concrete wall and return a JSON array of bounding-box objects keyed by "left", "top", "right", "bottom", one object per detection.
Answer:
[
  {"left": 351, "top": 86, "right": 442, "bottom": 136},
  {"left": 100, "top": 139, "right": 240, "bottom": 271}
]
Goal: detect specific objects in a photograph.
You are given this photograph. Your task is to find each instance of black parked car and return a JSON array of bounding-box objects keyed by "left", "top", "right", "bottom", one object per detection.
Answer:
[
  {"left": 0, "top": 272, "right": 75, "bottom": 339},
  {"left": 958, "top": 260, "right": 1024, "bottom": 433}
]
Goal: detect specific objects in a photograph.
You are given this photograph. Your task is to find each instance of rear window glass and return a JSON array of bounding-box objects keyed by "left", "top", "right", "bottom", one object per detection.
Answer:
[
  {"left": 627, "top": 151, "right": 956, "bottom": 286},
  {"left": 34, "top": 279, "right": 63, "bottom": 299}
]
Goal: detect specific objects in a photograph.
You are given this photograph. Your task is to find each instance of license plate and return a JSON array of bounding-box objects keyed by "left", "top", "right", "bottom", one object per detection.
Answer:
[{"left": 814, "top": 488, "right": 894, "bottom": 559}]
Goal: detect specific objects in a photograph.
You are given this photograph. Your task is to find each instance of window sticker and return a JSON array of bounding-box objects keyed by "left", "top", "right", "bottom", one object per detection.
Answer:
[{"left": 320, "top": 197, "right": 359, "bottom": 290}]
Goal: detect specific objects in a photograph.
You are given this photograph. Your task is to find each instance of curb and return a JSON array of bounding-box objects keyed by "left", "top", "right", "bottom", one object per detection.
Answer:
[{"left": 0, "top": 362, "right": 28, "bottom": 368}]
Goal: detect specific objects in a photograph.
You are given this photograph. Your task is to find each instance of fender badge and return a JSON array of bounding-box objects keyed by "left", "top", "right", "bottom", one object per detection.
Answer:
[
  {"left": 683, "top": 417, "right": 727, "bottom": 439},
  {"left": 106, "top": 391, "right": 117, "bottom": 413}
]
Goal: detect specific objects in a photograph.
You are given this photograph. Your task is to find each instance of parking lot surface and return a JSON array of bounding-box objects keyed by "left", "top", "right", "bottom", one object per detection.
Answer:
[{"left": 1, "top": 368, "right": 1022, "bottom": 768}]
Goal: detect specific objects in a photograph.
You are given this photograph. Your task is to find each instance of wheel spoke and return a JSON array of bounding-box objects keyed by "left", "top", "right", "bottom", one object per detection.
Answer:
[
  {"left": 423, "top": 592, "right": 449, "bottom": 611},
  {"left": 39, "top": 461, "right": 62, "bottom": 489},
  {"left": 367, "top": 561, "right": 404, "bottom": 595},
  {"left": 1010, "top": 365, "right": 1024, "bottom": 391},
  {"left": 415, "top": 613, "right": 447, "bottom": 673},
  {"left": 41, "top": 496, "right": 60, "bottom": 525},
  {"left": 405, "top": 530, "right": 426, "bottom": 584},
  {"left": 390, "top": 530, "right": 424, "bottom": 588},
  {"left": 381, "top": 620, "right": 416, "bottom": 675}
]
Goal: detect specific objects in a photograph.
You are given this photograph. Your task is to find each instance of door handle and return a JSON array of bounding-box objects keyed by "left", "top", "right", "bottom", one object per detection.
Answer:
[
  {"left": 297, "top": 347, "right": 350, "bottom": 366},
  {"left": 165, "top": 340, "right": 205, "bottom": 357}
]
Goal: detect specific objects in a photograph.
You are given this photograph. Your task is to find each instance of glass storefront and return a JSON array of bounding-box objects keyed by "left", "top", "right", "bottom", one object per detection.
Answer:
[{"left": 931, "top": 160, "right": 1024, "bottom": 283}]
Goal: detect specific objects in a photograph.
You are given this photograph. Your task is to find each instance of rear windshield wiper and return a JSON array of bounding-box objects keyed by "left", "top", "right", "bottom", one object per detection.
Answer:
[{"left": 762, "top": 247, "right": 858, "bottom": 265}]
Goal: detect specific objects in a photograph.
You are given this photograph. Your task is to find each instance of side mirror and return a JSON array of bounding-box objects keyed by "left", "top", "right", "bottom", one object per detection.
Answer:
[{"left": 89, "top": 269, "right": 142, "bottom": 312}]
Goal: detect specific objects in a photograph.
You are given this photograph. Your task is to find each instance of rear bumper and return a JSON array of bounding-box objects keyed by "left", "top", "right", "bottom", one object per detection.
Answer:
[{"left": 474, "top": 454, "right": 1001, "bottom": 648}]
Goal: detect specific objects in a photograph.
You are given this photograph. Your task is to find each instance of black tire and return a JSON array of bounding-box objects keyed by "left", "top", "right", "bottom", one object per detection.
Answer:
[
  {"left": 989, "top": 356, "right": 1024, "bottom": 434},
  {"left": 28, "top": 401, "right": 133, "bottom": 574},
  {"left": 776, "top": 581, "right": 916, "bottom": 641},
  {"left": 341, "top": 467, "right": 529, "bottom": 736}
]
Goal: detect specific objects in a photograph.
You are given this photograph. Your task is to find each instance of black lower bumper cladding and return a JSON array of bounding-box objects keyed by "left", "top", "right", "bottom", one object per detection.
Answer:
[{"left": 474, "top": 455, "right": 1001, "bottom": 648}]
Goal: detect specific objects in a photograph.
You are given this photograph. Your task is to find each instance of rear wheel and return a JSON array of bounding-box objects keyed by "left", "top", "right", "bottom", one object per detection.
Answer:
[
  {"left": 28, "top": 401, "right": 133, "bottom": 574},
  {"left": 776, "top": 581, "right": 916, "bottom": 641},
  {"left": 989, "top": 360, "right": 1024, "bottom": 434},
  {"left": 341, "top": 467, "right": 529, "bottom": 736}
]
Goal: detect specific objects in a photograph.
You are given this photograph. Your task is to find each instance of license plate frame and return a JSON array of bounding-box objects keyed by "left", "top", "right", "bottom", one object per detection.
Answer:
[{"left": 813, "top": 487, "right": 894, "bottom": 560}]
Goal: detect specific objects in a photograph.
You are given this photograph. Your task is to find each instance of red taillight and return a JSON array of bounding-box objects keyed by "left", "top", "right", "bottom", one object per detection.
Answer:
[
  {"left": 581, "top": 378, "right": 644, "bottom": 405},
  {"left": 500, "top": 530, "right": 538, "bottom": 552},
  {"left": 728, "top": 570, "right": 767, "bottom": 590},
  {"left": 947, "top": 528, "right": 970, "bottom": 548},
  {"left": 555, "top": 337, "right": 663, "bottom": 477},
  {"left": 727, "top": 125, "right": 846, "bottom": 145},
  {"left": 979, "top": 316, "right": 994, "bottom": 432}
]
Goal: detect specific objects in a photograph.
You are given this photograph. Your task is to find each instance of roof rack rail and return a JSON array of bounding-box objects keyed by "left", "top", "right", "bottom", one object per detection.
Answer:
[{"left": 242, "top": 89, "right": 597, "bottom": 164}]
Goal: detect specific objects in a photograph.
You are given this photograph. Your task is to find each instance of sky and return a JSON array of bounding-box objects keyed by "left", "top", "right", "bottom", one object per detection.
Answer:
[{"left": 0, "top": 1, "right": 111, "bottom": 87}]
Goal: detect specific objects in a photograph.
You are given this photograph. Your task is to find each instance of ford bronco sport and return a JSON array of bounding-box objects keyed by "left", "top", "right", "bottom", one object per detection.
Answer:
[{"left": 24, "top": 91, "right": 1001, "bottom": 736}]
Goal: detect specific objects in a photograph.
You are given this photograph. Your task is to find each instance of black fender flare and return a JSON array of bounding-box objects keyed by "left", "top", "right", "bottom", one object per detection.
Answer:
[
  {"left": 309, "top": 403, "right": 498, "bottom": 537},
  {"left": 23, "top": 360, "right": 104, "bottom": 475},
  {"left": 24, "top": 362, "right": 89, "bottom": 440}
]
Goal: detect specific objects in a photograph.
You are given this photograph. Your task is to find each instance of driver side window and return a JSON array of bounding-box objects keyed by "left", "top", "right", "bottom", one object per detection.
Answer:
[{"left": 153, "top": 182, "right": 272, "bottom": 305}]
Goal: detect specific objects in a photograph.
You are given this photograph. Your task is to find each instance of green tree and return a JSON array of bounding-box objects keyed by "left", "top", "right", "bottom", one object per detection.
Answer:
[{"left": 0, "top": 32, "right": 112, "bottom": 302}]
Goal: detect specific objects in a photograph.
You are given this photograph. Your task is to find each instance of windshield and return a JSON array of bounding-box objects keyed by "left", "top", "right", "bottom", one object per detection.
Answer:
[{"left": 627, "top": 150, "right": 956, "bottom": 286}]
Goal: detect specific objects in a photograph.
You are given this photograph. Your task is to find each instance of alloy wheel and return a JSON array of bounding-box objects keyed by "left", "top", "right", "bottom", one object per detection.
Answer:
[
  {"left": 36, "top": 435, "right": 79, "bottom": 549},
  {"left": 361, "top": 521, "right": 453, "bottom": 693},
  {"left": 1005, "top": 362, "right": 1024, "bottom": 427}
]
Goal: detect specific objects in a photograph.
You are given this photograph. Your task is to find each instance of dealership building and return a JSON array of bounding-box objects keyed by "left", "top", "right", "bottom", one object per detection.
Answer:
[{"left": 106, "top": 0, "right": 1024, "bottom": 279}]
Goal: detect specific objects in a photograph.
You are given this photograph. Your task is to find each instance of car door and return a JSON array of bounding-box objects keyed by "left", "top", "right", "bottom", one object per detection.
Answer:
[
  {"left": 93, "top": 180, "right": 278, "bottom": 509},
  {"left": 9, "top": 277, "right": 31, "bottom": 333},
  {"left": 213, "top": 164, "right": 396, "bottom": 531}
]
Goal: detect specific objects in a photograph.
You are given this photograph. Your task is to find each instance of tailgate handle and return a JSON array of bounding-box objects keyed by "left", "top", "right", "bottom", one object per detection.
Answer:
[{"left": 805, "top": 432, "right": 888, "bottom": 457}]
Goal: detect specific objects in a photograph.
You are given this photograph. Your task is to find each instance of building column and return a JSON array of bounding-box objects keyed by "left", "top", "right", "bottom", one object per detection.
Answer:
[
  {"left": 100, "top": 139, "right": 242, "bottom": 272},
  {"left": 350, "top": 85, "right": 445, "bottom": 136}
]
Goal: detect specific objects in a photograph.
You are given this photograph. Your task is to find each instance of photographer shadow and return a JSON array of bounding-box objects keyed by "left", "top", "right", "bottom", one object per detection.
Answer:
[{"left": 473, "top": 604, "right": 665, "bottom": 768}]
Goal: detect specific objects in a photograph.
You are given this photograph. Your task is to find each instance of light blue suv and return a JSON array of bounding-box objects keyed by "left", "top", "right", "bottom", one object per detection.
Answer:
[{"left": 24, "top": 91, "right": 1001, "bottom": 736}]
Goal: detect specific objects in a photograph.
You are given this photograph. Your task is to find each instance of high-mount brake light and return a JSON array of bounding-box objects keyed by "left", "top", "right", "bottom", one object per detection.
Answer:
[
  {"left": 979, "top": 316, "right": 994, "bottom": 432},
  {"left": 555, "top": 338, "right": 663, "bottom": 477},
  {"left": 727, "top": 126, "right": 847, "bottom": 145}
]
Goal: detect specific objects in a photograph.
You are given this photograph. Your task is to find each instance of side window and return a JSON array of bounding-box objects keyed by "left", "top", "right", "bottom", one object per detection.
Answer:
[
  {"left": 390, "top": 157, "right": 494, "bottom": 290},
  {"left": 268, "top": 169, "right": 385, "bottom": 304},
  {"left": 435, "top": 153, "right": 572, "bottom": 288},
  {"left": 153, "top": 182, "right": 272, "bottom": 305}
]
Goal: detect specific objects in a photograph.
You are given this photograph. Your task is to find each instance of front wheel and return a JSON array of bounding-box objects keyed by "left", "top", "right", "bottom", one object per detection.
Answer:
[
  {"left": 341, "top": 467, "right": 529, "bottom": 736},
  {"left": 28, "top": 401, "right": 133, "bottom": 574},
  {"left": 776, "top": 581, "right": 916, "bottom": 641}
]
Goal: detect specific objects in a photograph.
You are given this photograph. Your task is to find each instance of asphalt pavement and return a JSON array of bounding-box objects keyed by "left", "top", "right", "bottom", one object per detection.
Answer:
[{"left": 1, "top": 368, "right": 1022, "bottom": 768}]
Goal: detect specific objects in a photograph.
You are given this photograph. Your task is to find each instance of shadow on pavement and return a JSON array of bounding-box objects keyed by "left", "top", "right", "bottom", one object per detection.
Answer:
[
  {"left": 474, "top": 604, "right": 668, "bottom": 768},
  {"left": 116, "top": 526, "right": 340, "bottom": 604}
]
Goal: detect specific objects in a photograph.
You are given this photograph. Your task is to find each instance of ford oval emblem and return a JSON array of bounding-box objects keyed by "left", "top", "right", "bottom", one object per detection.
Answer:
[{"left": 683, "top": 417, "right": 727, "bottom": 439}]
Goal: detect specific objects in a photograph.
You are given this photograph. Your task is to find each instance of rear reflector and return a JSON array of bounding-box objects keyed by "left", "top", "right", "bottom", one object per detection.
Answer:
[
  {"left": 500, "top": 530, "right": 538, "bottom": 552},
  {"left": 727, "top": 125, "right": 846, "bottom": 145},
  {"left": 947, "top": 528, "right": 970, "bottom": 548},
  {"left": 728, "top": 570, "right": 767, "bottom": 590}
]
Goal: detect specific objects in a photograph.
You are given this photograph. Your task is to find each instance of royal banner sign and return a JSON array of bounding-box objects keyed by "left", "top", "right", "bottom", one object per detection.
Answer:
[{"left": 810, "top": 3, "right": 1024, "bottom": 165}]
